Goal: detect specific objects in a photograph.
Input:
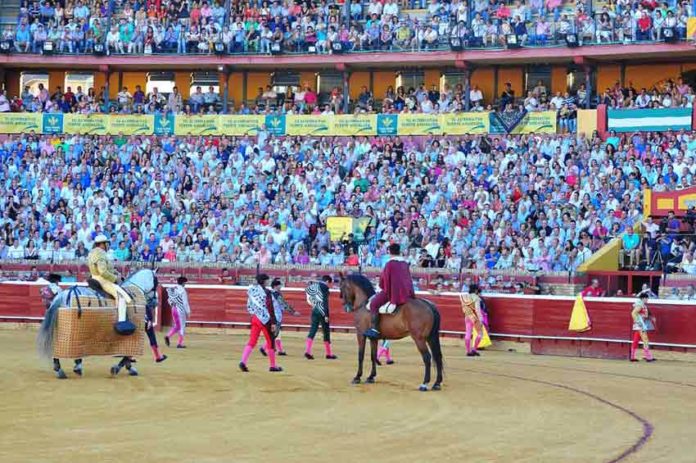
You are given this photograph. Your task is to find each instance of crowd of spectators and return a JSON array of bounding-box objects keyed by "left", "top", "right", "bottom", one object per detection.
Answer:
[
  {"left": 1, "top": 124, "right": 689, "bottom": 273},
  {"left": 4, "top": 0, "right": 693, "bottom": 56},
  {"left": 599, "top": 78, "right": 695, "bottom": 109}
]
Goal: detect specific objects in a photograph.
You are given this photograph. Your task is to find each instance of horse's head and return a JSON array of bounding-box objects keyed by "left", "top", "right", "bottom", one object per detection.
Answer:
[
  {"left": 124, "top": 268, "right": 159, "bottom": 307},
  {"left": 340, "top": 273, "right": 375, "bottom": 313}
]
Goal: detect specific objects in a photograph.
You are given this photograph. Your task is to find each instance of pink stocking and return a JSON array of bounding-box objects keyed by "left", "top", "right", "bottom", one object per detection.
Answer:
[
  {"left": 275, "top": 338, "right": 284, "bottom": 352},
  {"left": 241, "top": 345, "right": 253, "bottom": 365},
  {"left": 385, "top": 347, "right": 392, "bottom": 362},
  {"left": 305, "top": 338, "right": 314, "bottom": 355},
  {"left": 324, "top": 341, "right": 333, "bottom": 356},
  {"left": 268, "top": 349, "right": 277, "bottom": 368}
]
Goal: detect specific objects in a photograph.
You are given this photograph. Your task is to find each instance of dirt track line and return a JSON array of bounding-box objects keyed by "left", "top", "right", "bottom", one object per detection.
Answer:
[
  {"left": 486, "top": 359, "right": 696, "bottom": 390},
  {"left": 459, "top": 368, "right": 654, "bottom": 463}
]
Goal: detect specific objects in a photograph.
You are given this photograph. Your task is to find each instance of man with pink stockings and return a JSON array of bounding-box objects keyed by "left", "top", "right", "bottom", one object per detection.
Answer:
[
  {"left": 377, "top": 340, "right": 394, "bottom": 365},
  {"left": 304, "top": 276, "right": 337, "bottom": 360},
  {"left": 631, "top": 292, "right": 656, "bottom": 363},
  {"left": 239, "top": 274, "right": 282, "bottom": 372},
  {"left": 165, "top": 276, "right": 191, "bottom": 349},
  {"left": 460, "top": 284, "right": 485, "bottom": 357},
  {"left": 260, "top": 279, "right": 299, "bottom": 357}
]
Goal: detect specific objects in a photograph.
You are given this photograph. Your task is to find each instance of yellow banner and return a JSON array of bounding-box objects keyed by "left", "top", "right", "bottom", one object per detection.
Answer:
[
  {"left": 63, "top": 114, "right": 108, "bottom": 135},
  {"left": 106, "top": 115, "right": 155, "bottom": 135},
  {"left": 440, "top": 112, "right": 490, "bottom": 134},
  {"left": 326, "top": 216, "right": 353, "bottom": 241},
  {"left": 0, "top": 113, "right": 42, "bottom": 133},
  {"left": 218, "top": 115, "right": 265, "bottom": 136},
  {"left": 511, "top": 111, "right": 557, "bottom": 134},
  {"left": 285, "top": 115, "right": 331, "bottom": 136},
  {"left": 174, "top": 115, "right": 219, "bottom": 135},
  {"left": 330, "top": 115, "right": 377, "bottom": 136},
  {"left": 688, "top": 18, "right": 696, "bottom": 41},
  {"left": 577, "top": 109, "right": 597, "bottom": 138},
  {"left": 397, "top": 114, "right": 442, "bottom": 135}
]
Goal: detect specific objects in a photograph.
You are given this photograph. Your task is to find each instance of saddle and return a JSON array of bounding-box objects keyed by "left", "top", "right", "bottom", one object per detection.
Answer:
[
  {"left": 368, "top": 295, "right": 400, "bottom": 314},
  {"left": 87, "top": 278, "right": 111, "bottom": 299}
]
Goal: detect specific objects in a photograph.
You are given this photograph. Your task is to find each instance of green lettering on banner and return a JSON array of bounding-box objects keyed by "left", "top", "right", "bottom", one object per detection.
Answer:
[
  {"left": 0, "top": 113, "right": 43, "bottom": 133},
  {"left": 107, "top": 115, "right": 155, "bottom": 135}
]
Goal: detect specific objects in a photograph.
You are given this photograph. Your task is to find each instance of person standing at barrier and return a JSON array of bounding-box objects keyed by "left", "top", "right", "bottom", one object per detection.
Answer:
[
  {"left": 88, "top": 234, "right": 134, "bottom": 334},
  {"left": 304, "top": 275, "right": 337, "bottom": 360},
  {"left": 239, "top": 274, "right": 282, "bottom": 372},
  {"left": 630, "top": 292, "right": 656, "bottom": 363},
  {"left": 165, "top": 276, "right": 191, "bottom": 349},
  {"left": 260, "top": 279, "right": 299, "bottom": 357},
  {"left": 460, "top": 284, "right": 484, "bottom": 357}
]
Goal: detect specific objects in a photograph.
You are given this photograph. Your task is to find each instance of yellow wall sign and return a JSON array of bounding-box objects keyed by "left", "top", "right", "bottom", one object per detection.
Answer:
[
  {"left": 326, "top": 216, "right": 354, "bottom": 241},
  {"left": 511, "top": 111, "right": 557, "bottom": 134},
  {"left": 440, "top": 112, "right": 489, "bottom": 134},
  {"left": 0, "top": 113, "right": 42, "bottom": 133},
  {"left": 218, "top": 115, "right": 264, "bottom": 136},
  {"left": 106, "top": 115, "right": 155, "bottom": 135},
  {"left": 330, "top": 115, "right": 378, "bottom": 136},
  {"left": 285, "top": 115, "right": 331, "bottom": 136},
  {"left": 174, "top": 115, "right": 219, "bottom": 135},
  {"left": 63, "top": 114, "right": 108, "bottom": 135},
  {"left": 397, "top": 114, "right": 442, "bottom": 135}
]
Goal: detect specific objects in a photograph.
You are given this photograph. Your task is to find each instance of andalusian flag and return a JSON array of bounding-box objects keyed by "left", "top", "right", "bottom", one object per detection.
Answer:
[
  {"left": 473, "top": 325, "right": 493, "bottom": 348},
  {"left": 568, "top": 294, "right": 591, "bottom": 332}
]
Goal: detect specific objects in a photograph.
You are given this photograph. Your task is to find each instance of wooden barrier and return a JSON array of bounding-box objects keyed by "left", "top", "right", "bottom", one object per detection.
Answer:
[{"left": 2, "top": 282, "right": 695, "bottom": 360}]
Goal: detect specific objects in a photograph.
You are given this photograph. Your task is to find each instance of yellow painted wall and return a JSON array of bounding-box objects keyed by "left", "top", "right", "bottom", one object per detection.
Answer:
[
  {"left": 5, "top": 71, "right": 20, "bottom": 100},
  {"left": 93, "top": 72, "right": 119, "bottom": 98},
  {"left": 625, "top": 64, "right": 680, "bottom": 91},
  {"left": 551, "top": 66, "right": 567, "bottom": 94},
  {"left": 48, "top": 71, "right": 65, "bottom": 92},
  {"left": 373, "top": 71, "right": 394, "bottom": 100},
  {"left": 470, "top": 68, "right": 494, "bottom": 106},
  {"left": 597, "top": 64, "right": 621, "bottom": 93},
  {"left": 229, "top": 72, "right": 243, "bottom": 108},
  {"left": 121, "top": 72, "right": 146, "bottom": 93},
  {"left": 349, "top": 71, "right": 370, "bottom": 99},
  {"left": 577, "top": 109, "right": 597, "bottom": 138},
  {"left": 174, "top": 72, "right": 191, "bottom": 99},
  {"left": 299, "top": 72, "right": 317, "bottom": 91},
  {"left": 246, "top": 72, "right": 271, "bottom": 101},
  {"left": 424, "top": 69, "right": 440, "bottom": 88},
  {"left": 498, "top": 67, "right": 523, "bottom": 98}
]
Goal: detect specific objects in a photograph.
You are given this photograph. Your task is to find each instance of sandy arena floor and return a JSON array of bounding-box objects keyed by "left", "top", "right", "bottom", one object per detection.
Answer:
[{"left": 0, "top": 328, "right": 695, "bottom": 463}]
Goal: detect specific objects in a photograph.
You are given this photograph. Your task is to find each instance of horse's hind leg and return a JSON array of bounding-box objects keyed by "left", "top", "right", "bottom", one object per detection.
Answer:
[
  {"left": 53, "top": 358, "right": 67, "bottom": 379},
  {"left": 73, "top": 359, "right": 83, "bottom": 376},
  {"left": 414, "top": 337, "right": 431, "bottom": 391},
  {"left": 366, "top": 337, "right": 378, "bottom": 383}
]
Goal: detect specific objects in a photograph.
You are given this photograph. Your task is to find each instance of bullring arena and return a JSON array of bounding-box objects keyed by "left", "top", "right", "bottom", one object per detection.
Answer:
[{"left": 1, "top": 281, "right": 695, "bottom": 463}]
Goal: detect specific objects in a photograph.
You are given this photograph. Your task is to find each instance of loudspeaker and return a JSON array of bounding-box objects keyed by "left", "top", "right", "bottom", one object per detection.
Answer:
[
  {"left": 449, "top": 37, "right": 463, "bottom": 51},
  {"left": 214, "top": 42, "right": 225, "bottom": 55},
  {"left": 93, "top": 42, "right": 106, "bottom": 55},
  {"left": 506, "top": 34, "right": 520, "bottom": 49},
  {"left": 565, "top": 32, "right": 579, "bottom": 48},
  {"left": 270, "top": 43, "right": 282, "bottom": 54},
  {"left": 43, "top": 40, "right": 55, "bottom": 55},
  {"left": 663, "top": 27, "right": 677, "bottom": 43},
  {"left": 331, "top": 42, "right": 344, "bottom": 54},
  {"left": 0, "top": 40, "right": 11, "bottom": 54},
  {"left": 307, "top": 45, "right": 316, "bottom": 53}
]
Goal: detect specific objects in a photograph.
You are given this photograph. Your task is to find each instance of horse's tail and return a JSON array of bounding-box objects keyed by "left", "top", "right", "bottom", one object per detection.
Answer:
[
  {"left": 425, "top": 301, "right": 444, "bottom": 374},
  {"left": 37, "top": 292, "right": 64, "bottom": 360}
]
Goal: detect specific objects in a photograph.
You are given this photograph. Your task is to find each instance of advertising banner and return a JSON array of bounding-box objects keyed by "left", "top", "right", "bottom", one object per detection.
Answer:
[{"left": 0, "top": 113, "right": 43, "bottom": 133}]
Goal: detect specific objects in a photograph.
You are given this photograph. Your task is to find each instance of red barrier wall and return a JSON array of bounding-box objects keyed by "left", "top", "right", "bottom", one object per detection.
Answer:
[{"left": 3, "top": 283, "right": 695, "bottom": 360}]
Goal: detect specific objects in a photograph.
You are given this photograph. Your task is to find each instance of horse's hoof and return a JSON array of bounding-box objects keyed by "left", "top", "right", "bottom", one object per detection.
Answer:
[
  {"left": 418, "top": 384, "right": 428, "bottom": 392},
  {"left": 110, "top": 365, "right": 121, "bottom": 377},
  {"left": 127, "top": 367, "right": 139, "bottom": 376},
  {"left": 366, "top": 377, "right": 376, "bottom": 384},
  {"left": 73, "top": 365, "right": 83, "bottom": 376},
  {"left": 55, "top": 369, "right": 67, "bottom": 379},
  {"left": 351, "top": 377, "right": 361, "bottom": 385},
  {"left": 432, "top": 383, "right": 442, "bottom": 391}
]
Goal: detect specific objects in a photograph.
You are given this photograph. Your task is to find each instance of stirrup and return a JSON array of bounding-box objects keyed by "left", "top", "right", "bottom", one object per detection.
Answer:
[
  {"left": 114, "top": 320, "right": 136, "bottom": 335},
  {"left": 363, "top": 328, "right": 380, "bottom": 339}
]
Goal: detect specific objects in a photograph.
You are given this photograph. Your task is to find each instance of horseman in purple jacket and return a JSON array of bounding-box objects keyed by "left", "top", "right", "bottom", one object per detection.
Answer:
[{"left": 364, "top": 243, "right": 415, "bottom": 339}]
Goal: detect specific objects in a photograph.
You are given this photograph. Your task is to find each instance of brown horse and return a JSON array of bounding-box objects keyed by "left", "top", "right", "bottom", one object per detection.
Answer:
[{"left": 339, "top": 273, "right": 443, "bottom": 391}]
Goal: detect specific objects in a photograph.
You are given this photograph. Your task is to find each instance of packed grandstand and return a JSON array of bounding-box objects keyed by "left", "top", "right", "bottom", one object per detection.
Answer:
[{"left": 0, "top": 0, "right": 696, "bottom": 296}]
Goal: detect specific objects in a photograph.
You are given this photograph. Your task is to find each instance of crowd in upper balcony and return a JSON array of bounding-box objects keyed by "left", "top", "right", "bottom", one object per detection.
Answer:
[{"left": 4, "top": 0, "right": 693, "bottom": 56}]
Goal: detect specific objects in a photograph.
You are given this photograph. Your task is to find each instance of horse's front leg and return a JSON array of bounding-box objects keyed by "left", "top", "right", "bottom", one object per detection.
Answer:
[
  {"left": 353, "top": 334, "right": 365, "bottom": 384},
  {"left": 366, "top": 337, "right": 378, "bottom": 383}
]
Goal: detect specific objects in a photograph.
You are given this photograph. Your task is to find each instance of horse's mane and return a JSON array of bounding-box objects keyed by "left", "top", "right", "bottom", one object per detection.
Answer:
[{"left": 346, "top": 273, "right": 376, "bottom": 298}]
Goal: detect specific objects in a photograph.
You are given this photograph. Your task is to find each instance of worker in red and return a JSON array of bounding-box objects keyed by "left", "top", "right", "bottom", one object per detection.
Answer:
[
  {"left": 581, "top": 279, "right": 606, "bottom": 297},
  {"left": 364, "top": 243, "right": 415, "bottom": 339}
]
